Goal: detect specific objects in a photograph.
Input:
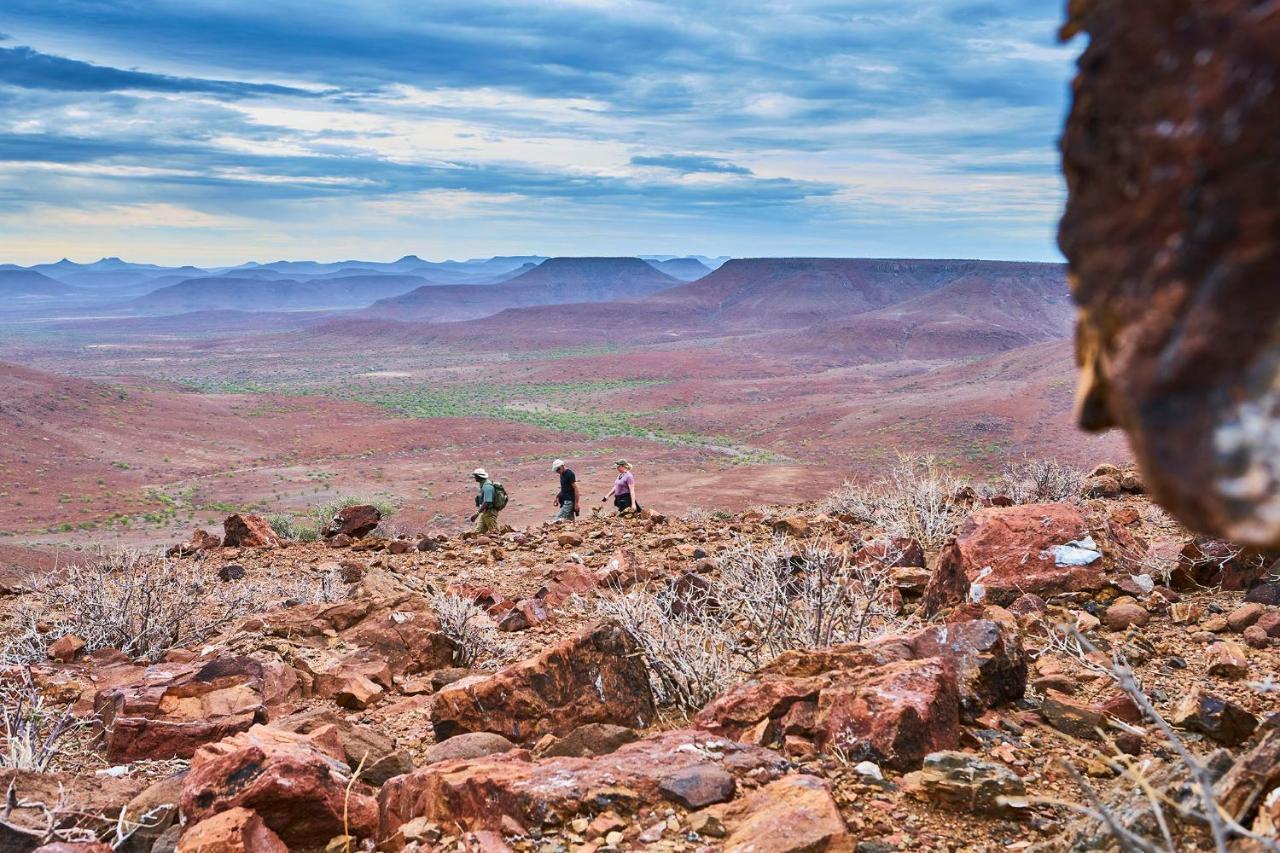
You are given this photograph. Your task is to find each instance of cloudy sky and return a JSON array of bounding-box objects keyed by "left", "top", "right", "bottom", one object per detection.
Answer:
[{"left": 0, "top": 1, "right": 1079, "bottom": 266}]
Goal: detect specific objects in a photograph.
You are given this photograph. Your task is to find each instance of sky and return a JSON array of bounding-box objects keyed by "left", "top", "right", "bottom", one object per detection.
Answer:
[{"left": 0, "top": 1, "right": 1080, "bottom": 266}]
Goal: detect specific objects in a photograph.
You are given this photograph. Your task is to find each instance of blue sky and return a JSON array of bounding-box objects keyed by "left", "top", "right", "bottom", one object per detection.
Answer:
[{"left": 0, "top": 1, "right": 1078, "bottom": 265}]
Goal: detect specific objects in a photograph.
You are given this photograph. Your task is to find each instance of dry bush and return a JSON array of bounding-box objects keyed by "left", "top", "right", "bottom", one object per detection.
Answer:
[
  {"left": 820, "top": 453, "right": 965, "bottom": 550},
  {"left": 1036, "top": 626, "right": 1279, "bottom": 851},
  {"left": 994, "top": 456, "right": 1085, "bottom": 504},
  {"left": 597, "top": 536, "right": 912, "bottom": 712},
  {"left": 431, "top": 593, "right": 507, "bottom": 668},
  {"left": 0, "top": 670, "right": 85, "bottom": 772},
  {"left": 2, "top": 550, "right": 341, "bottom": 664}
]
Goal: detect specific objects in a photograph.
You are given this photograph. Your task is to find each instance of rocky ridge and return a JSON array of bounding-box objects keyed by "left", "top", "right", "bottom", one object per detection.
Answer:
[{"left": 0, "top": 476, "right": 1278, "bottom": 851}]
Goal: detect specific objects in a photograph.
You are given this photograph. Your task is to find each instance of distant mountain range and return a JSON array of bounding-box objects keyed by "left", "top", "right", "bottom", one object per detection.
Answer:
[{"left": 362, "top": 257, "right": 683, "bottom": 322}]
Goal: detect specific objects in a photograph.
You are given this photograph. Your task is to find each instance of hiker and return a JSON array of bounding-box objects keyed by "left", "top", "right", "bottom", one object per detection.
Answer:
[
  {"left": 601, "top": 459, "right": 641, "bottom": 516},
  {"left": 468, "top": 467, "right": 507, "bottom": 533},
  {"left": 552, "top": 458, "right": 579, "bottom": 522}
]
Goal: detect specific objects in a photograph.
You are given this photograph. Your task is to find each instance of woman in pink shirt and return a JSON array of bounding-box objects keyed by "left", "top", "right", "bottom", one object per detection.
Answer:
[{"left": 602, "top": 459, "right": 640, "bottom": 515}]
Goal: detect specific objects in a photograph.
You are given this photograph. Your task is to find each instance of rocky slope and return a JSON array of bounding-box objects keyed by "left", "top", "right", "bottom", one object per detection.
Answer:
[{"left": 1, "top": 466, "right": 1278, "bottom": 851}]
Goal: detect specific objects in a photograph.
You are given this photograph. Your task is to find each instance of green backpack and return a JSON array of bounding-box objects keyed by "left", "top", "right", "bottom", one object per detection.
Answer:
[{"left": 490, "top": 481, "right": 509, "bottom": 511}]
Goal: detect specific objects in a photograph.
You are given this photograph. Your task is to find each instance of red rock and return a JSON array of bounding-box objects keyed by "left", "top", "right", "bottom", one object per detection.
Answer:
[
  {"left": 94, "top": 657, "right": 277, "bottom": 762},
  {"left": 712, "top": 774, "right": 851, "bottom": 853},
  {"left": 1243, "top": 625, "right": 1270, "bottom": 649},
  {"left": 538, "top": 723, "right": 639, "bottom": 758},
  {"left": 221, "top": 514, "right": 281, "bottom": 548},
  {"left": 1172, "top": 688, "right": 1258, "bottom": 746},
  {"left": 815, "top": 657, "right": 960, "bottom": 770},
  {"left": 47, "top": 634, "right": 85, "bottom": 663},
  {"left": 425, "top": 732, "right": 517, "bottom": 765},
  {"left": 248, "top": 593, "right": 457, "bottom": 691},
  {"left": 536, "top": 563, "right": 599, "bottom": 605},
  {"left": 274, "top": 707, "right": 413, "bottom": 785},
  {"left": 377, "top": 729, "right": 786, "bottom": 836},
  {"left": 1061, "top": 0, "right": 1280, "bottom": 548},
  {"left": 657, "top": 764, "right": 736, "bottom": 809},
  {"left": 903, "top": 618, "right": 1028, "bottom": 717},
  {"left": 855, "top": 537, "right": 925, "bottom": 569},
  {"left": 1041, "top": 691, "right": 1106, "bottom": 740},
  {"left": 167, "top": 529, "right": 223, "bottom": 557},
  {"left": 1103, "top": 601, "right": 1150, "bottom": 631},
  {"left": 431, "top": 620, "right": 655, "bottom": 743},
  {"left": 697, "top": 620, "right": 1023, "bottom": 766},
  {"left": 595, "top": 549, "right": 651, "bottom": 590},
  {"left": 1255, "top": 611, "right": 1280, "bottom": 638},
  {"left": 176, "top": 807, "right": 287, "bottom": 853},
  {"left": 181, "top": 725, "right": 377, "bottom": 847},
  {"left": 323, "top": 504, "right": 382, "bottom": 540},
  {"left": 1206, "top": 641, "right": 1250, "bottom": 679},
  {"left": 497, "top": 599, "right": 548, "bottom": 632},
  {"left": 770, "top": 516, "right": 810, "bottom": 538},
  {"left": 1176, "top": 539, "right": 1273, "bottom": 591},
  {"left": 1216, "top": 729, "right": 1280, "bottom": 823},
  {"left": 921, "top": 504, "right": 1111, "bottom": 615},
  {"left": 327, "top": 533, "right": 352, "bottom": 548},
  {"left": 556, "top": 532, "right": 584, "bottom": 547},
  {"left": 1228, "top": 603, "right": 1267, "bottom": 632}
]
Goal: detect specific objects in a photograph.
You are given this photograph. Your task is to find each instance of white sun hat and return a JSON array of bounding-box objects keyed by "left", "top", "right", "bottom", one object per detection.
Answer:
[
  {"left": 552, "top": 459, "right": 566, "bottom": 471},
  {"left": 472, "top": 467, "right": 489, "bottom": 479}
]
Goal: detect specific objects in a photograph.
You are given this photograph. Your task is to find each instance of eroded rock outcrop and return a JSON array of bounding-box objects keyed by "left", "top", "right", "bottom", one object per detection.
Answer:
[
  {"left": 376, "top": 729, "right": 788, "bottom": 838},
  {"left": 430, "top": 620, "right": 656, "bottom": 743},
  {"left": 1061, "top": 0, "right": 1280, "bottom": 547},
  {"left": 695, "top": 618, "right": 1025, "bottom": 769},
  {"left": 95, "top": 657, "right": 288, "bottom": 762}
]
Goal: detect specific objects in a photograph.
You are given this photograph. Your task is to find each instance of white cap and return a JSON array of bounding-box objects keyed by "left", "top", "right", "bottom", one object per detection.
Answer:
[
  {"left": 552, "top": 459, "right": 565, "bottom": 471},
  {"left": 472, "top": 467, "right": 489, "bottom": 479}
]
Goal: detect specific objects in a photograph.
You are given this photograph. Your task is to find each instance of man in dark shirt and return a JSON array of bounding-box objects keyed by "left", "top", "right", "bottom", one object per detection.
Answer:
[{"left": 552, "top": 458, "right": 578, "bottom": 522}]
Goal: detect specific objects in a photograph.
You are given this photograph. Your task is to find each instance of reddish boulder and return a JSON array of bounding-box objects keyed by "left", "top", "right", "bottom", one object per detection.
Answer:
[
  {"left": 497, "top": 598, "right": 548, "bottom": 632},
  {"left": 47, "top": 634, "right": 86, "bottom": 663},
  {"left": 221, "top": 515, "right": 280, "bottom": 549},
  {"left": 176, "top": 807, "right": 287, "bottom": 853},
  {"left": 815, "top": 657, "right": 960, "bottom": 770},
  {"left": 1175, "top": 539, "right": 1274, "bottom": 591},
  {"left": 167, "top": 529, "right": 223, "bottom": 557},
  {"left": 922, "top": 504, "right": 1115, "bottom": 614},
  {"left": 377, "top": 729, "right": 788, "bottom": 836},
  {"left": 243, "top": 593, "right": 458, "bottom": 692},
  {"left": 431, "top": 620, "right": 655, "bottom": 743},
  {"left": 595, "top": 549, "right": 652, "bottom": 590},
  {"left": 323, "top": 504, "right": 382, "bottom": 540},
  {"left": 697, "top": 620, "right": 1020, "bottom": 768},
  {"left": 855, "top": 537, "right": 925, "bottom": 569},
  {"left": 903, "top": 618, "right": 1027, "bottom": 717},
  {"left": 95, "top": 657, "right": 280, "bottom": 762},
  {"left": 708, "top": 774, "right": 851, "bottom": 853},
  {"left": 1060, "top": 0, "right": 1280, "bottom": 548},
  {"left": 181, "top": 725, "right": 377, "bottom": 847}
]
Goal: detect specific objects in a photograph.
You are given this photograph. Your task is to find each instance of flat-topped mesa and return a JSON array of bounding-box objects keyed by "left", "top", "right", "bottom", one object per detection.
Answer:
[{"left": 1060, "top": 0, "right": 1280, "bottom": 546}]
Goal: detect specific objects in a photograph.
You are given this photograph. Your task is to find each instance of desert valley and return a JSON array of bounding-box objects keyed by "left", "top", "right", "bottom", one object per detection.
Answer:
[{"left": 0, "top": 254, "right": 1126, "bottom": 548}]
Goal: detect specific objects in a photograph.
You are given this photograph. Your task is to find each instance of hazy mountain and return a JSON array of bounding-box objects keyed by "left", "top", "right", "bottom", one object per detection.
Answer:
[{"left": 361, "top": 257, "right": 678, "bottom": 322}]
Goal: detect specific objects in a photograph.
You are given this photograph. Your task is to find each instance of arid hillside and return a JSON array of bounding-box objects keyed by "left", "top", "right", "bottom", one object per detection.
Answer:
[{"left": 1, "top": 459, "right": 1277, "bottom": 851}]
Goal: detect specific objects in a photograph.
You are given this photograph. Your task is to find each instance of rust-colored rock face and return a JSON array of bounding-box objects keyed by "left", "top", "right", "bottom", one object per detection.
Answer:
[
  {"left": 1060, "top": 0, "right": 1280, "bottom": 546},
  {"left": 430, "top": 620, "right": 656, "bottom": 743}
]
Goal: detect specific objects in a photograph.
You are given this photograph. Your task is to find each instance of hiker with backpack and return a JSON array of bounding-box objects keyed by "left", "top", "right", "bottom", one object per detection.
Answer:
[
  {"left": 601, "top": 459, "right": 641, "bottom": 516},
  {"left": 469, "top": 467, "right": 507, "bottom": 533},
  {"left": 552, "top": 458, "right": 579, "bottom": 522}
]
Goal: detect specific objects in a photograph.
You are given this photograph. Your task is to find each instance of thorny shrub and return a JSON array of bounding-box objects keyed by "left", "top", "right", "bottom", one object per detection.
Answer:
[
  {"left": 431, "top": 592, "right": 508, "bottom": 668},
  {"left": 2, "top": 550, "right": 341, "bottom": 664},
  {"left": 1034, "top": 626, "right": 1280, "bottom": 852},
  {"left": 820, "top": 453, "right": 965, "bottom": 550},
  {"left": 597, "top": 536, "right": 913, "bottom": 712},
  {"left": 993, "top": 456, "right": 1085, "bottom": 504},
  {"left": 0, "top": 669, "right": 85, "bottom": 772}
]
